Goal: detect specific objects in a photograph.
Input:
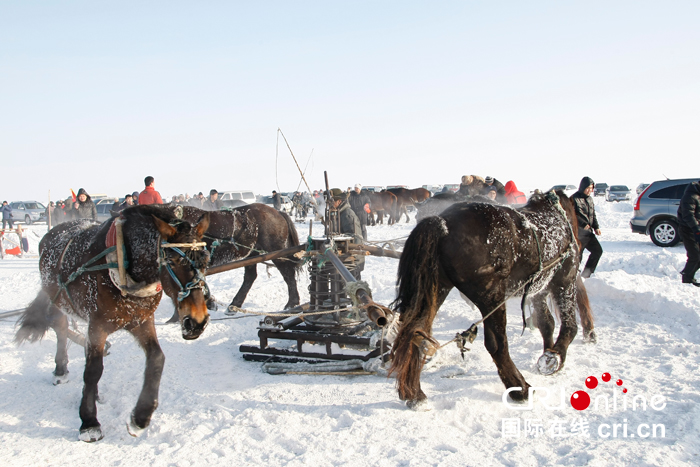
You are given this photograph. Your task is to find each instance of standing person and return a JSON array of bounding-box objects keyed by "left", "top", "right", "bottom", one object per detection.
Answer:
[
  {"left": 71, "top": 188, "right": 98, "bottom": 221},
  {"left": 677, "top": 180, "right": 700, "bottom": 286},
  {"left": 482, "top": 176, "right": 507, "bottom": 203},
  {"left": 572, "top": 176, "right": 603, "bottom": 278},
  {"left": 131, "top": 191, "right": 140, "bottom": 205},
  {"left": 54, "top": 201, "right": 66, "bottom": 225},
  {"left": 504, "top": 181, "right": 527, "bottom": 204},
  {"left": 203, "top": 189, "right": 222, "bottom": 211},
  {"left": 329, "top": 188, "right": 364, "bottom": 278},
  {"left": 272, "top": 190, "right": 282, "bottom": 211},
  {"left": 111, "top": 198, "right": 121, "bottom": 212},
  {"left": 138, "top": 176, "right": 163, "bottom": 205},
  {"left": 118, "top": 194, "right": 134, "bottom": 211},
  {"left": 348, "top": 183, "right": 371, "bottom": 240},
  {"left": 1, "top": 201, "right": 13, "bottom": 229}
]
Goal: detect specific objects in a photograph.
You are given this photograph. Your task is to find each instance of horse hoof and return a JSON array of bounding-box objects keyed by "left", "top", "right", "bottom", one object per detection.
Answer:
[
  {"left": 79, "top": 426, "right": 104, "bottom": 443},
  {"left": 583, "top": 330, "right": 597, "bottom": 344},
  {"left": 537, "top": 350, "right": 562, "bottom": 375},
  {"left": 406, "top": 399, "right": 432, "bottom": 411},
  {"left": 53, "top": 372, "right": 69, "bottom": 385},
  {"left": 127, "top": 413, "right": 148, "bottom": 437},
  {"left": 206, "top": 298, "right": 218, "bottom": 311}
]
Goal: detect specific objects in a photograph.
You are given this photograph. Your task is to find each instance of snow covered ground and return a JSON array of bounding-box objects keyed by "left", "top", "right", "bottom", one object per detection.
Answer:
[{"left": 1, "top": 198, "right": 699, "bottom": 466}]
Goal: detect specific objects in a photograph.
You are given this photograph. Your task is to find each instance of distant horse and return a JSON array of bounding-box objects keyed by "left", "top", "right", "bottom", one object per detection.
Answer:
[
  {"left": 390, "top": 191, "right": 595, "bottom": 407},
  {"left": 386, "top": 188, "right": 431, "bottom": 223},
  {"left": 181, "top": 204, "right": 303, "bottom": 312},
  {"left": 368, "top": 191, "right": 397, "bottom": 225},
  {"left": 14, "top": 205, "right": 211, "bottom": 442}
]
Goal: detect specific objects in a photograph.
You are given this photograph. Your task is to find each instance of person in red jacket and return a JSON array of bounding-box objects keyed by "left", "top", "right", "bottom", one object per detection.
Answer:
[
  {"left": 138, "top": 176, "right": 164, "bottom": 205},
  {"left": 504, "top": 181, "right": 527, "bottom": 204}
]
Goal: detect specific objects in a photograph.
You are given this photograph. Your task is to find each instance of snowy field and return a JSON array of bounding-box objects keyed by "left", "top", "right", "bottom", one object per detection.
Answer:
[{"left": 1, "top": 198, "right": 699, "bottom": 466}]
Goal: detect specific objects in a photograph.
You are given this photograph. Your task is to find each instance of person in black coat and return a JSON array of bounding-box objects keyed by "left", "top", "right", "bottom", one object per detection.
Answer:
[
  {"left": 347, "top": 184, "right": 371, "bottom": 240},
  {"left": 677, "top": 180, "right": 700, "bottom": 286},
  {"left": 482, "top": 176, "right": 507, "bottom": 203},
  {"left": 71, "top": 188, "right": 98, "bottom": 221},
  {"left": 571, "top": 176, "right": 602, "bottom": 278},
  {"left": 272, "top": 190, "right": 282, "bottom": 211}
]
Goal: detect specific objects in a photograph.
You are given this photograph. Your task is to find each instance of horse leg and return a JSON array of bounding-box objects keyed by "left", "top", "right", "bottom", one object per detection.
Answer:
[
  {"left": 78, "top": 324, "right": 109, "bottom": 442},
  {"left": 576, "top": 276, "right": 596, "bottom": 343},
  {"left": 50, "top": 308, "right": 71, "bottom": 385},
  {"left": 481, "top": 304, "right": 531, "bottom": 401},
  {"left": 530, "top": 293, "right": 555, "bottom": 351},
  {"left": 537, "top": 281, "right": 578, "bottom": 375},
  {"left": 127, "top": 316, "right": 165, "bottom": 437},
  {"left": 230, "top": 264, "right": 258, "bottom": 308},
  {"left": 403, "top": 206, "right": 410, "bottom": 223},
  {"left": 275, "top": 260, "right": 300, "bottom": 309}
]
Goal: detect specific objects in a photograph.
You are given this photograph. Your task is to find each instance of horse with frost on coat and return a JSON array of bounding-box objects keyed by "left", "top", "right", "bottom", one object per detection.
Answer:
[
  {"left": 14, "top": 204, "right": 211, "bottom": 442},
  {"left": 390, "top": 191, "right": 595, "bottom": 408}
]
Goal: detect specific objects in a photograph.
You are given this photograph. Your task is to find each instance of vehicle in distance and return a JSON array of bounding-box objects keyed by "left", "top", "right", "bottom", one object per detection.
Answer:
[
  {"left": 594, "top": 183, "right": 608, "bottom": 197},
  {"left": 605, "top": 185, "right": 632, "bottom": 202},
  {"left": 549, "top": 185, "right": 577, "bottom": 197},
  {"left": 9, "top": 201, "right": 47, "bottom": 225}
]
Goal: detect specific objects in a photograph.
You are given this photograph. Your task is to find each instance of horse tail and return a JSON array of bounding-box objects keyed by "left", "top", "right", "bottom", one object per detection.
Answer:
[
  {"left": 14, "top": 291, "right": 53, "bottom": 344},
  {"left": 576, "top": 276, "right": 595, "bottom": 334},
  {"left": 280, "top": 210, "right": 304, "bottom": 270},
  {"left": 389, "top": 216, "right": 448, "bottom": 402}
]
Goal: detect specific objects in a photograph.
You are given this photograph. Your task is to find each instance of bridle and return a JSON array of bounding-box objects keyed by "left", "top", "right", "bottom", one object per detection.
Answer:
[{"left": 159, "top": 241, "right": 210, "bottom": 302}]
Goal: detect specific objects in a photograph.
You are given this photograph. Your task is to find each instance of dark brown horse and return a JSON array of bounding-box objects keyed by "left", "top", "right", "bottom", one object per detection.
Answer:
[
  {"left": 368, "top": 191, "right": 397, "bottom": 225},
  {"left": 181, "top": 204, "right": 302, "bottom": 312},
  {"left": 390, "top": 191, "right": 595, "bottom": 408},
  {"left": 14, "top": 205, "right": 211, "bottom": 441},
  {"left": 386, "top": 188, "right": 431, "bottom": 223}
]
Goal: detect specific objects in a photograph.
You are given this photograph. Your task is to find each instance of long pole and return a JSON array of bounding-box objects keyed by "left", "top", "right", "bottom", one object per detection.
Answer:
[
  {"left": 205, "top": 244, "right": 306, "bottom": 276},
  {"left": 277, "top": 128, "right": 320, "bottom": 217},
  {"left": 47, "top": 190, "right": 52, "bottom": 230}
]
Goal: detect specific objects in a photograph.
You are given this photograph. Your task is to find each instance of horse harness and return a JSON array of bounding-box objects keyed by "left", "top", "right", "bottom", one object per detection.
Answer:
[{"left": 50, "top": 217, "right": 210, "bottom": 312}]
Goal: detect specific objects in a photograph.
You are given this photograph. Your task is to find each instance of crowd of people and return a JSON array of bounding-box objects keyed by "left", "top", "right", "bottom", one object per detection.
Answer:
[{"left": 31, "top": 172, "right": 700, "bottom": 288}]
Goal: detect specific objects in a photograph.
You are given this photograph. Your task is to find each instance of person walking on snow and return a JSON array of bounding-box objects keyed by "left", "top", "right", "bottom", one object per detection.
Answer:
[
  {"left": 572, "top": 176, "right": 602, "bottom": 278},
  {"left": 677, "top": 180, "right": 700, "bottom": 287},
  {"left": 71, "top": 188, "right": 98, "bottom": 221}
]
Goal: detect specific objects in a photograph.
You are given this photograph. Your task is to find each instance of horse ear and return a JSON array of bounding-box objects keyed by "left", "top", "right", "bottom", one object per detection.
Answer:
[
  {"left": 152, "top": 215, "right": 177, "bottom": 239},
  {"left": 195, "top": 212, "right": 210, "bottom": 238}
]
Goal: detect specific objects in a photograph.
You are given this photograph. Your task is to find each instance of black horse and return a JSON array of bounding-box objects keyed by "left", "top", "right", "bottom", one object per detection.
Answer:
[
  {"left": 15, "top": 205, "right": 211, "bottom": 441},
  {"left": 390, "top": 191, "right": 595, "bottom": 407},
  {"left": 181, "top": 204, "right": 303, "bottom": 312}
]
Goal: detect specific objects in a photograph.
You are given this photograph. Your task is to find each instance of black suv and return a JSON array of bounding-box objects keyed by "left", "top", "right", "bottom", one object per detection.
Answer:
[{"left": 630, "top": 178, "right": 698, "bottom": 247}]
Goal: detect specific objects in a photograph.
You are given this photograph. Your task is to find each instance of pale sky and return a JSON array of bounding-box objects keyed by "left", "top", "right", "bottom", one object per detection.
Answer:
[{"left": 1, "top": 1, "right": 698, "bottom": 202}]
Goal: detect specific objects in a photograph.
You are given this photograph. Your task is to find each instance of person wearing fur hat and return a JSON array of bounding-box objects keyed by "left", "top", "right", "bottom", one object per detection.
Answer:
[
  {"left": 572, "top": 176, "right": 602, "bottom": 278},
  {"left": 348, "top": 183, "right": 371, "bottom": 240},
  {"left": 71, "top": 188, "right": 97, "bottom": 221}
]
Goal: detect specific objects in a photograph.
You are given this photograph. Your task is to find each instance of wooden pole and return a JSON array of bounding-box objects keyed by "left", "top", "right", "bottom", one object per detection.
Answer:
[
  {"left": 47, "top": 190, "right": 52, "bottom": 230},
  {"left": 205, "top": 243, "right": 306, "bottom": 276}
]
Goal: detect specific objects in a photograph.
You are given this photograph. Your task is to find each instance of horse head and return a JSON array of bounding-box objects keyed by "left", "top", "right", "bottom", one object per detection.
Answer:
[{"left": 153, "top": 213, "right": 212, "bottom": 340}]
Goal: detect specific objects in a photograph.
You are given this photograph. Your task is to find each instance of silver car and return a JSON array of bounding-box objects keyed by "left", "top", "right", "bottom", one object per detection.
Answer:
[
  {"left": 630, "top": 178, "right": 698, "bottom": 247},
  {"left": 9, "top": 201, "right": 47, "bottom": 225},
  {"left": 605, "top": 185, "right": 632, "bottom": 202}
]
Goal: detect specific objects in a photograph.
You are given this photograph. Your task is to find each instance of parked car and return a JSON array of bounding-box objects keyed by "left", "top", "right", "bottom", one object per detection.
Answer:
[
  {"left": 95, "top": 203, "right": 116, "bottom": 222},
  {"left": 630, "top": 178, "right": 698, "bottom": 247},
  {"left": 636, "top": 183, "right": 650, "bottom": 195},
  {"left": 258, "top": 195, "right": 293, "bottom": 213},
  {"left": 605, "top": 185, "right": 632, "bottom": 202},
  {"left": 363, "top": 186, "right": 385, "bottom": 193},
  {"left": 442, "top": 184, "right": 460, "bottom": 193},
  {"left": 218, "top": 190, "right": 256, "bottom": 207},
  {"left": 594, "top": 183, "right": 608, "bottom": 197},
  {"left": 549, "top": 185, "right": 577, "bottom": 197},
  {"left": 9, "top": 201, "right": 47, "bottom": 224}
]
